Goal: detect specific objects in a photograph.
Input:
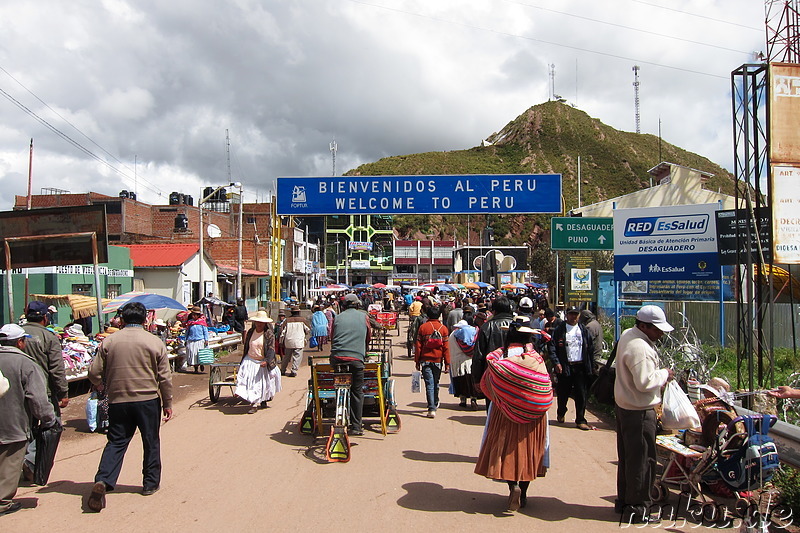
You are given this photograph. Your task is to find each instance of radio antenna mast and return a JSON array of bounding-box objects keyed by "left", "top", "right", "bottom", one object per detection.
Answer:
[
  {"left": 633, "top": 65, "right": 641, "bottom": 134},
  {"left": 330, "top": 139, "right": 338, "bottom": 176}
]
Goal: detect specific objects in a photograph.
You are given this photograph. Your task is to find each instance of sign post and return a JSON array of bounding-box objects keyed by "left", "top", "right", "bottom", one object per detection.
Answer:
[
  {"left": 613, "top": 203, "right": 720, "bottom": 283},
  {"left": 277, "top": 174, "right": 562, "bottom": 215},
  {"left": 551, "top": 217, "right": 613, "bottom": 250},
  {"left": 565, "top": 256, "right": 596, "bottom": 302}
]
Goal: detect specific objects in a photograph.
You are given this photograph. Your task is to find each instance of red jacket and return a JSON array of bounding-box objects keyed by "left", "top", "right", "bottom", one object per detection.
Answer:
[{"left": 415, "top": 319, "right": 450, "bottom": 366}]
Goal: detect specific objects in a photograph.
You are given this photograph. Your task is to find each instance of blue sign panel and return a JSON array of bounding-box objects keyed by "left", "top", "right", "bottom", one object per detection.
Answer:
[
  {"left": 276, "top": 174, "right": 562, "bottom": 215},
  {"left": 618, "top": 266, "right": 734, "bottom": 302},
  {"left": 613, "top": 203, "right": 721, "bottom": 282}
]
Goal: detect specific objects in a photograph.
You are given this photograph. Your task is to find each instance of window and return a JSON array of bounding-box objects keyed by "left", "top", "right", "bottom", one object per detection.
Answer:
[
  {"left": 326, "top": 215, "right": 350, "bottom": 230},
  {"left": 107, "top": 284, "right": 122, "bottom": 298},
  {"left": 72, "top": 284, "right": 93, "bottom": 296}
]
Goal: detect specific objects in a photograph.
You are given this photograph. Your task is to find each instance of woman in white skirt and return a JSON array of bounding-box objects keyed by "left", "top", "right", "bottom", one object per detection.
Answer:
[{"left": 235, "top": 310, "right": 281, "bottom": 414}]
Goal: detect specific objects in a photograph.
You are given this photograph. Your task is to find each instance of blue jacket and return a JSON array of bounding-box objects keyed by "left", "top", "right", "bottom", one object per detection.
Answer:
[{"left": 186, "top": 322, "right": 209, "bottom": 342}]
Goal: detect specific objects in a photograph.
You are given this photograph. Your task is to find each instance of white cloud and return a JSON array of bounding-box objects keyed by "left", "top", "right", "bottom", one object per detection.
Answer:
[{"left": 0, "top": 0, "right": 767, "bottom": 209}]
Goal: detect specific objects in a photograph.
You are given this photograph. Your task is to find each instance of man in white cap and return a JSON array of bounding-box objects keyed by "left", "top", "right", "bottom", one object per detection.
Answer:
[
  {"left": 614, "top": 305, "right": 674, "bottom": 524},
  {"left": 0, "top": 324, "right": 56, "bottom": 516}
]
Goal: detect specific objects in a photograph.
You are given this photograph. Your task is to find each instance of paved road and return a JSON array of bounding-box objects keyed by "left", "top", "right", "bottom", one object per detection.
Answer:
[{"left": 6, "top": 317, "right": 708, "bottom": 532}]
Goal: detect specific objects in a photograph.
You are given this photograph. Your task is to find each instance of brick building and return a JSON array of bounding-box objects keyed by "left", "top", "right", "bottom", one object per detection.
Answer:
[{"left": 12, "top": 191, "right": 304, "bottom": 306}]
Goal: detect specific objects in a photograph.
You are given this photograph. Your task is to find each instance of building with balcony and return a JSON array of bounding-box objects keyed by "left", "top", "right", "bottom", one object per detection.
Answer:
[{"left": 392, "top": 240, "right": 456, "bottom": 285}]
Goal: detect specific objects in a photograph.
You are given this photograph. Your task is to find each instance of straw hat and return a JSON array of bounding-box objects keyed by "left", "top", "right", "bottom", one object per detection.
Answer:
[
  {"left": 153, "top": 318, "right": 167, "bottom": 327},
  {"left": 189, "top": 305, "right": 203, "bottom": 314},
  {"left": 65, "top": 323, "right": 91, "bottom": 343},
  {"left": 249, "top": 310, "right": 273, "bottom": 323}
]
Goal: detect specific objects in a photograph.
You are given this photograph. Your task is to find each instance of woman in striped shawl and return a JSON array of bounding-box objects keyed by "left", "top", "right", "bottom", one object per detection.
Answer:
[{"left": 474, "top": 316, "right": 553, "bottom": 512}]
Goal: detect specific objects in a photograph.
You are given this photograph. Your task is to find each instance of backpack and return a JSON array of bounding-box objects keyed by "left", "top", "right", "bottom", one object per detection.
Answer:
[
  {"left": 424, "top": 326, "right": 445, "bottom": 350},
  {"left": 716, "top": 415, "right": 779, "bottom": 491}
]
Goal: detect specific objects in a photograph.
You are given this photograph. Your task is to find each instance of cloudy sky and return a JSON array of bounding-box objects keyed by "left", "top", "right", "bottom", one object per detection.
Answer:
[{"left": 0, "top": 0, "right": 765, "bottom": 209}]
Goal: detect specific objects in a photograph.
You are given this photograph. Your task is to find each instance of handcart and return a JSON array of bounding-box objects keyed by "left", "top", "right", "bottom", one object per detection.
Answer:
[
  {"left": 374, "top": 311, "right": 400, "bottom": 336},
  {"left": 208, "top": 362, "right": 241, "bottom": 402},
  {"left": 299, "top": 351, "right": 400, "bottom": 461},
  {"left": 652, "top": 414, "right": 779, "bottom": 520},
  {"left": 368, "top": 327, "right": 392, "bottom": 376}
]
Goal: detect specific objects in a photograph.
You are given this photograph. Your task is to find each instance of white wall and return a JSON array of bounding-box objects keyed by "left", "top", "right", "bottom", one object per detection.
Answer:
[{"left": 135, "top": 269, "right": 184, "bottom": 300}]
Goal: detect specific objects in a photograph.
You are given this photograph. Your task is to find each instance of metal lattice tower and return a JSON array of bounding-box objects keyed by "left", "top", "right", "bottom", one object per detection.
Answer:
[
  {"left": 549, "top": 64, "right": 555, "bottom": 101},
  {"left": 728, "top": 0, "right": 800, "bottom": 397},
  {"left": 766, "top": 0, "right": 800, "bottom": 62},
  {"left": 732, "top": 63, "right": 770, "bottom": 395},
  {"left": 330, "top": 140, "right": 337, "bottom": 176},
  {"left": 633, "top": 66, "right": 641, "bottom": 134}
]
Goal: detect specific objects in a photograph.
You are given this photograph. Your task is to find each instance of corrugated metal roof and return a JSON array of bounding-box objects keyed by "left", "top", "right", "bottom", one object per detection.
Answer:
[{"left": 117, "top": 243, "right": 199, "bottom": 267}]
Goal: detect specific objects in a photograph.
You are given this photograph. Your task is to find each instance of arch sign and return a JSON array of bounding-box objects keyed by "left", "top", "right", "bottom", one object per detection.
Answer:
[{"left": 276, "top": 174, "right": 562, "bottom": 215}]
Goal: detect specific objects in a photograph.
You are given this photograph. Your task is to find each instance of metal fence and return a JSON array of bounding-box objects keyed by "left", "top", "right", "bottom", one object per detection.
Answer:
[{"left": 658, "top": 301, "right": 800, "bottom": 349}]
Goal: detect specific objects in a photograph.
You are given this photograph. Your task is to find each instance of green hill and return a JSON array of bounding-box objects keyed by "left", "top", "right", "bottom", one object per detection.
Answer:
[{"left": 345, "top": 101, "right": 735, "bottom": 247}]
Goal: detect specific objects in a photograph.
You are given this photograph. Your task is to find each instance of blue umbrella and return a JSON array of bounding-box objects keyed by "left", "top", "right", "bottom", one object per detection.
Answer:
[
  {"left": 102, "top": 292, "right": 186, "bottom": 314},
  {"left": 353, "top": 283, "right": 371, "bottom": 289}
]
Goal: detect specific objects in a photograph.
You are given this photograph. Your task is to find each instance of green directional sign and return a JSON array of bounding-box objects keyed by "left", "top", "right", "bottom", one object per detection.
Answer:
[{"left": 550, "top": 217, "right": 613, "bottom": 250}]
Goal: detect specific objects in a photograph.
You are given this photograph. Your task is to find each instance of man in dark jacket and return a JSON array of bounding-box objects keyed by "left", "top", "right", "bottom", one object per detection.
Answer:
[
  {"left": 472, "top": 296, "right": 514, "bottom": 391},
  {"left": 22, "top": 300, "right": 68, "bottom": 481},
  {"left": 549, "top": 306, "right": 595, "bottom": 430},
  {"left": 232, "top": 299, "right": 249, "bottom": 334},
  {"left": 580, "top": 309, "right": 604, "bottom": 367}
]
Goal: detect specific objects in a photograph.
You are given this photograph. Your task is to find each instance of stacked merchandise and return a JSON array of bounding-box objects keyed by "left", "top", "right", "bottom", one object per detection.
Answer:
[{"left": 60, "top": 324, "right": 99, "bottom": 381}]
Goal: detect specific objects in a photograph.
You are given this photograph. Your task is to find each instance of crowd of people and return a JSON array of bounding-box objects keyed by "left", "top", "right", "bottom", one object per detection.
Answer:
[{"left": 1, "top": 288, "right": 789, "bottom": 524}]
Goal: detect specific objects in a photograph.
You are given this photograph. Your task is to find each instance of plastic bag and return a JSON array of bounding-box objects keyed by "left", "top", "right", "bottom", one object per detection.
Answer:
[
  {"left": 661, "top": 381, "right": 701, "bottom": 429},
  {"left": 411, "top": 370, "right": 421, "bottom": 393},
  {"left": 309, "top": 336, "right": 318, "bottom": 348},
  {"left": 33, "top": 419, "right": 63, "bottom": 485},
  {"left": 86, "top": 392, "right": 99, "bottom": 432}
]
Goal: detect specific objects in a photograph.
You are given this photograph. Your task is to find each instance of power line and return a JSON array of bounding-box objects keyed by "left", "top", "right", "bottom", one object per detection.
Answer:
[
  {"left": 632, "top": 0, "right": 763, "bottom": 32},
  {"left": 501, "top": 0, "right": 754, "bottom": 54},
  {"left": 346, "top": 0, "right": 737, "bottom": 79},
  {"left": 0, "top": 66, "right": 166, "bottom": 198}
]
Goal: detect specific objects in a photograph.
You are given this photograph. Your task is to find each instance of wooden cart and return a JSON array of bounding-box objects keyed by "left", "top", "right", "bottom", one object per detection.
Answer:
[{"left": 208, "top": 362, "right": 240, "bottom": 402}]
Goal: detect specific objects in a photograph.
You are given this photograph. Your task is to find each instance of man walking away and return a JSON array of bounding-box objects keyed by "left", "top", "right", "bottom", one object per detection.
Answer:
[
  {"left": 21, "top": 301, "right": 68, "bottom": 482},
  {"left": 86, "top": 302, "right": 173, "bottom": 512},
  {"left": 516, "top": 297, "right": 535, "bottom": 319},
  {"left": 614, "top": 305, "right": 674, "bottom": 524},
  {"left": 232, "top": 298, "right": 249, "bottom": 334},
  {"left": 415, "top": 306, "right": 450, "bottom": 418},
  {"left": 0, "top": 324, "right": 56, "bottom": 516},
  {"left": 279, "top": 307, "right": 310, "bottom": 377},
  {"left": 580, "top": 309, "right": 604, "bottom": 367},
  {"left": 329, "top": 294, "right": 371, "bottom": 435},
  {"left": 445, "top": 302, "right": 464, "bottom": 333},
  {"left": 549, "top": 306, "right": 595, "bottom": 430}
]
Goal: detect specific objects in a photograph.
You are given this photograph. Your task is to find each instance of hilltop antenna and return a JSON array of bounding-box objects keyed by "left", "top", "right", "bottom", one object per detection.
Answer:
[
  {"left": 633, "top": 65, "right": 641, "bottom": 134},
  {"left": 330, "top": 139, "right": 338, "bottom": 176},
  {"left": 549, "top": 64, "right": 555, "bottom": 101}
]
